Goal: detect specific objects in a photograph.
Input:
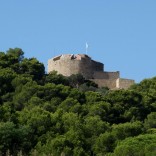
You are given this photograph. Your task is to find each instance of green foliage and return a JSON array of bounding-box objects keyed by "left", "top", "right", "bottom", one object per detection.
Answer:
[
  {"left": 59, "top": 97, "right": 81, "bottom": 113},
  {"left": 20, "top": 58, "right": 45, "bottom": 80},
  {"left": 18, "top": 107, "right": 52, "bottom": 136},
  {"left": 85, "top": 91, "right": 103, "bottom": 103},
  {"left": 45, "top": 70, "right": 69, "bottom": 85},
  {"left": 0, "top": 47, "right": 156, "bottom": 155},
  {"left": 68, "top": 74, "right": 85, "bottom": 88},
  {"left": 112, "top": 133, "right": 156, "bottom": 156},
  {"left": 0, "top": 68, "right": 16, "bottom": 95},
  {"left": 0, "top": 122, "right": 31, "bottom": 155},
  {"left": 111, "top": 121, "right": 143, "bottom": 140},
  {"left": 6, "top": 48, "right": 24, "bottom": 62},
  {"left": 94, "top": 132, "right": 116, "bottom": 154},
  {"left": 0, "top": 48, "right": 24, "bottom": 72},
  {"left": 131, "top": 77, "right": 156, "bottom": 112},
  {"left": 87, "top": 101, "right": 110, "bottom": 120},
  {"left": 104, "top": 90, "right": 147, "bottom": 123},
  {"left": 144, "top": 112, "right": 156, "bottom": 130}
]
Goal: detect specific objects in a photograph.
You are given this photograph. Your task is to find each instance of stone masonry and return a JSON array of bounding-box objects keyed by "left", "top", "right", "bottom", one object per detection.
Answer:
[{"left": 48, "top": 54, "right": 135, "bottom": 89}]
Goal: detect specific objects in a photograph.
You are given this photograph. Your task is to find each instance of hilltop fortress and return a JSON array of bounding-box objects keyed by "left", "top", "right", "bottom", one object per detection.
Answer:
[{"left": 48, "top": 54, "right": 134, "bottom": 89}]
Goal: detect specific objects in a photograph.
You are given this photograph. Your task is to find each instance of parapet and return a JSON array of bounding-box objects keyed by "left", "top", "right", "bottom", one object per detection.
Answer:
[{"left": 51, "top": 54, "right": 91, "bottom": 61}]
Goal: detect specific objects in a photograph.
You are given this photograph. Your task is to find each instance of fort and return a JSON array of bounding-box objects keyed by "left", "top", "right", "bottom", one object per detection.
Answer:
[{"left": 48, "top": 54, "right": 134, "bottom": 89}]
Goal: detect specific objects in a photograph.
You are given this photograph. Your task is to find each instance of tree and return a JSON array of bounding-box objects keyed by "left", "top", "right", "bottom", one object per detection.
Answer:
[
  {"left": 59, "top": 97, "right": 81, "bottom": 113},
  {"left": 85, "top": 91, "right": 103, "bottom": 103},
  {"left": 6, "top": 48, "right": 24, "bottom": 62},
  {"left": 0, "top": 52, "right": 8, "bottom": 68},
  {"left": 0, "top": 122, "right": 31, "bottom": 155},
  {"left": 12, "top": 81, "right": 39, "bottom": 110},
  {"left": 0, "top": 48, "right": 24, "bottom": 72},
  {"left": 18, "top": 107, "right": 52, "bottom": 136},
  {"left": 0, "top": 68, "right": 16, "bottom": 95},
  {"left": 11, "top": 75, "right": 33, "bottom": 90},
  {"left": 112, "top": 133, "right": 156, "bottom": 156},
  {"left": 93, "top": 132, "right": 116, "bottom": 155},
  {"left": 84, "top": 116, "right": 110, "bottom": 155},
  {"left": 104, "top": 90, "right": 145, "bottom": 123},
  {"left": 87, "top": 101, "right": 111, "bottom": 120},
  {"left": 20, "top": 58, "right": 45, "bottom": 80},
  {"left": 68, "top": 88, "right": 86, "bottom": 103},
  {"left": 144, "top": 112, "right": 156, "bottom": 130},
  {"left": 6, "top": 48, "right": 24, "bottom": 73},
  {"left": 68, "top": 74, "right": 85, "bottom": 88},
  {"left": 131, "top": 77, "right": 156, "bottom": 113},
  {"left": 111, "top": 121, "right": 143, "bottom": 140},
  {"left": 45, "top": 71, "right": 69, "bottom": 85}
]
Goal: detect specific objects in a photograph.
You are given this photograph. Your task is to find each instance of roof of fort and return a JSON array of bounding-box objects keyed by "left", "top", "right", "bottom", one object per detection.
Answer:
[{"left": 52, "top": 54, "right": 91, "bottom": 61}]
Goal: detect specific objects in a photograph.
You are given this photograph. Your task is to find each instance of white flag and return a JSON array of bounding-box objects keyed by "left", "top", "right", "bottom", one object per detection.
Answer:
[{"left": 86, "top": 42, "right": 88, "bottom": 49}]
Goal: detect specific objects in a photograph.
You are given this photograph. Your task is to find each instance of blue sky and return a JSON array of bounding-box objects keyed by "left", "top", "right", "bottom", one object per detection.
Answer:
[{"left": 0, "top": 0, "right": 156, "bottom": 82}]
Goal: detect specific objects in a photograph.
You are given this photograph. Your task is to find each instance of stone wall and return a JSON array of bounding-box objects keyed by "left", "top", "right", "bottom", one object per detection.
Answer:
[
  {"left": 116, "top": 78, "right": 135, "bottom": 89},
  {"left": 91, "top": 78, "right": 134, "bottom": 90},
  {"left": 48, "top": 54, "right": 135, "bottom": 90},
  {"left": 93, "top": 71, "right": 120, "bottom": 79},
  {"left": 92, "top": 60, "right": 104, "bottom": 71},
  {"left": 91, "top": 79, "right": 117, "bottom": 89},
  {"left": 48, "top": 57, "right": 81, "bottom": 76},
  {"left": 48, "top": 54, "right": 104, "bottom": 79}
]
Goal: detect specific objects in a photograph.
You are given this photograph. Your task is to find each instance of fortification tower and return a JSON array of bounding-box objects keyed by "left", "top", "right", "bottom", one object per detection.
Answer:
[
  {"left": 48, "top": 54, "right": 135, "bottom": 89},
  {"left": 48, "top": 54, "right": 103, "bottom": 79}
]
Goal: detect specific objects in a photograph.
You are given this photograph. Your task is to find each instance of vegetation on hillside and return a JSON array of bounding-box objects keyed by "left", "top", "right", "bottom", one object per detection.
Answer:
[{"left": 0, "top": 48, "right": 156, "bottom": 156}]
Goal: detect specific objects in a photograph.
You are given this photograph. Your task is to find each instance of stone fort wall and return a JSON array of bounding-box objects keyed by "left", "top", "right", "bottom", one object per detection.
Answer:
[
  {"left": 116, "top": 78, "right": 135, "bottom": 89},
  {"left": 48, "top": 54, "right": 134, "bottom": 89},
  {"left": 48, "top": 54, "right": 104, "bottom": 79},
  {"left": 93, "top": 71, "right": 120, "bottom": 79},
  {"left": 91, "top": 79, "right": 117, "bottom": 89},
  {"left": 91, "top": 78, "right": 135, "bottom": 90}
]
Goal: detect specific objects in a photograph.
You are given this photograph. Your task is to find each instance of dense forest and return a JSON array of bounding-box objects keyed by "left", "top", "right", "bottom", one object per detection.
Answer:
[{"left": 0, "top": 48, "right": 156, "bottom": 156}]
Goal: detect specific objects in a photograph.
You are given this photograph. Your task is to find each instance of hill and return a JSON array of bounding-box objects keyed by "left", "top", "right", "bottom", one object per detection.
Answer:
[{"left": 0, "top": 48, "right": 156, "bottom": 156}]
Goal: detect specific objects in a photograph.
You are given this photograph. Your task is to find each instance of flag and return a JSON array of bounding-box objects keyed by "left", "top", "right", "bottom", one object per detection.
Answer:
[{"left": 86, "top": 42, "right": 88, "bottom": 49}]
